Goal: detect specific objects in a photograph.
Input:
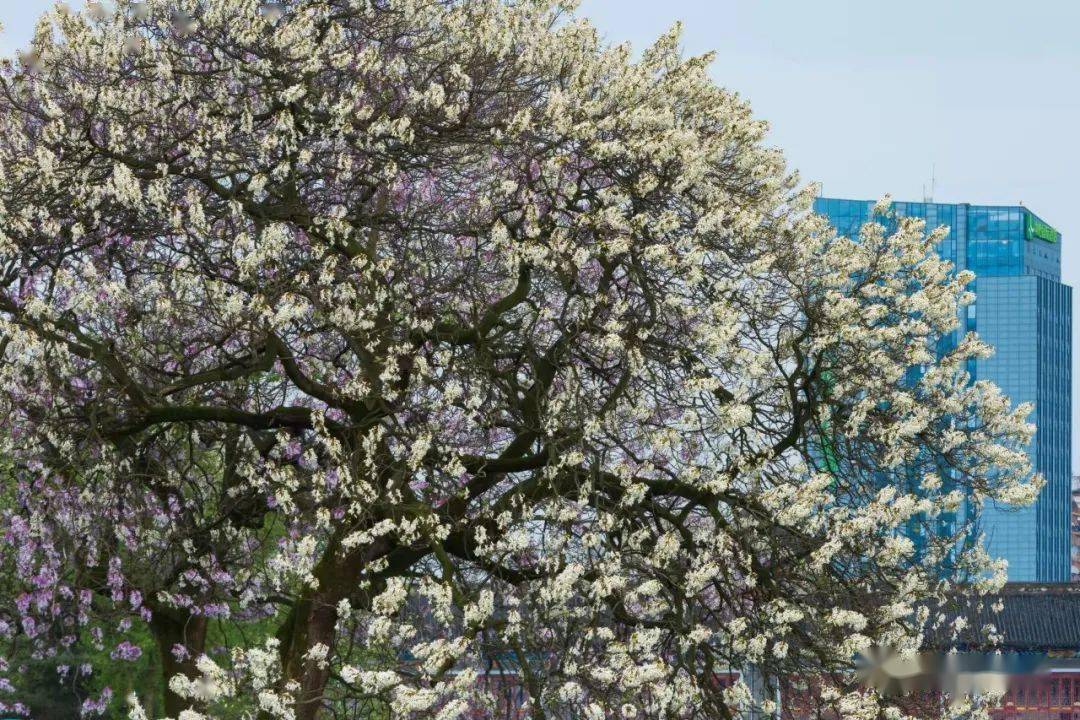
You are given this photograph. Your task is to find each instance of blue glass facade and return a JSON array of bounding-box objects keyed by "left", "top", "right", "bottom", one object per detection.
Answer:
[{"left": 815, "top": 197, "right": 1072, "bottom": 582}]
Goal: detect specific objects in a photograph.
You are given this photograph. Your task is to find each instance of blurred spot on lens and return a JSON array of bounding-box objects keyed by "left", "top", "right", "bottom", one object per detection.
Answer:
[
  {"left": 87, "top": 2, "right": 108, "bottom": 21},
  {"left": 123, "top": 36, "right": 144, "bottom": 56},
  {"left": 260, "top": 3, "right": 285, "bottom": 22},
  {"left": 18, "top": 50, "right": 41, "bottom": 74},
  {"left": 171, "top": 10, "right": 195, "bottom": 35}
]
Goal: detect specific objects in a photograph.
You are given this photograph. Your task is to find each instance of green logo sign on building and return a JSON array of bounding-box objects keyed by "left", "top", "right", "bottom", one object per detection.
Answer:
[{"left": 1026, "top": 212, "right": 1060, "bottom": 243}]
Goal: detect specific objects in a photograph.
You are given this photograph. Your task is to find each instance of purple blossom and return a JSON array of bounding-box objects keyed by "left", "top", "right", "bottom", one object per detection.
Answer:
[{"left": 110, "top": 641, "right": 142, "bottom": 662}]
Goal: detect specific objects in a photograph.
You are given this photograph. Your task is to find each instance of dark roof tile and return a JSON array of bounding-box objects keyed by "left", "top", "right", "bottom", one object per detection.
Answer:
[{"left": 925, "top": 583, "right": 1080, "bottom": 650}]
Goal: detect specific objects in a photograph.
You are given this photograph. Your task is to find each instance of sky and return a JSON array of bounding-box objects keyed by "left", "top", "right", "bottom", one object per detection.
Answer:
[{"left": 3, "top": 1, "right": 1080, "bottom": 463}]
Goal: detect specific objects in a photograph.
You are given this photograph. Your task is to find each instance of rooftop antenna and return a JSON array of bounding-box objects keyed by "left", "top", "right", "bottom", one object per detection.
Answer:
[{"left": 922, "top": 164, "right": 936, "bottom": 203}]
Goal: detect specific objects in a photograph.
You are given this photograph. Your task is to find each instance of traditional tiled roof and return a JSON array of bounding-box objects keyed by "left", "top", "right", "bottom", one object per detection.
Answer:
[{"left": 925, "top": 583, "right": 1080, "bottom": 651}]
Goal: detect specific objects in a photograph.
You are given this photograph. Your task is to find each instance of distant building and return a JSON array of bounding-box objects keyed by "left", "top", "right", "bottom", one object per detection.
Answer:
[
  {"left": 785, "top": 583, "right": 1080, "bottom": 720},
  {"left": 815, "top": 198, "right": 1072, "bottom": 582},
  {"left": 901, "top": 583, "right": 1080, "bottom": 720}
]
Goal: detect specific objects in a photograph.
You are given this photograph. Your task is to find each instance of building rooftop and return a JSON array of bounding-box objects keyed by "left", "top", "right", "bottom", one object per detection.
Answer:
[
  {"left": 927, "top": 583, "right": 1080, "bottom": 651},
  {"left": 815, "top": 196, "right": 1057, "bottom": 226},
  {"left": 814, "top": 196, "right": 1065, "bottom": 285}
]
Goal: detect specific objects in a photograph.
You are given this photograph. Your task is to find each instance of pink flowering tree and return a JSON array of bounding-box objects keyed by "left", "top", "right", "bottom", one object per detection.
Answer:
[{"left": 0, "top": 1, "right": 1037, "bottom": 719}]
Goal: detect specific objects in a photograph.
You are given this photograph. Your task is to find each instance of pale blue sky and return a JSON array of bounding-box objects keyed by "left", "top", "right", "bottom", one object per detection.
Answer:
[{"left": 4, "top": 1, "right": 1080, "bottom": 461}]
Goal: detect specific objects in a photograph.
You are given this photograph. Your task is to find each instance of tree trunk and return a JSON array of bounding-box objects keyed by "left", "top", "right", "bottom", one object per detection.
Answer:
[
  {"left": 278, "top": 592, "right": 339, "bottom": 720},
  {"left": 277, "top": 536, "right": 396, "bottom": 720},
  {"left": 149, "top": 610, "right": 209, "bottom": 717}
]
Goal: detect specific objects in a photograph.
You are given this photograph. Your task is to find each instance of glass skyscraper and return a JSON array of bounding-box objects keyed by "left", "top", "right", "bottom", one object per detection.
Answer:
[{"left": 815, "top": 197, "right": 1072, "bottom": 582}]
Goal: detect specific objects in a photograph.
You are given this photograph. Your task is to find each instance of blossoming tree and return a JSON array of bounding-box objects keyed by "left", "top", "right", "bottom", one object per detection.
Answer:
[{"left": 0, "top": 1, "right": 1038, "bottom": 718}]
